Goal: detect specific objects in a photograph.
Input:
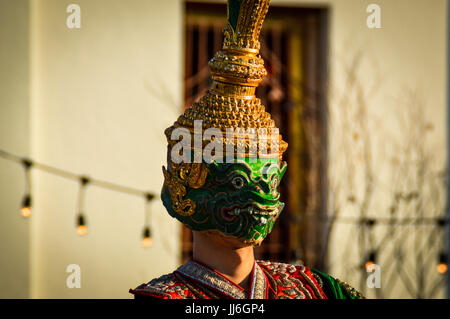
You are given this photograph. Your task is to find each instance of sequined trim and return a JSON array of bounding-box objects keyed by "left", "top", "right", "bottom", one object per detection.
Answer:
[
  {"left": 257, "top": 260, "right": 326, "bottom": 299},
  {"left": 251, "top": 261, "right": 266, "bottom": 299},
  {"left": 131, "top": 260, "right": 328, "bottom": 300},
  {"left": 336, "top": 278, "right": 365, "bottom": 299},
  {"left": 298, "top": 269, "right": 325, "bottom": 299},
  {"left": 174, "top": 272, "right": 217, "bottom": 299},
  {"left": 176, "top": 260, "right": 267, "bottom": 299},
  {"left": 176, "top": 261, "right": 245, "bottom": 298},
  {"left": 132, "top": 273, "right": 190, "bottom": 299},
  {"left": 312, "top": 272, "right": 324, "bottom": 288}
]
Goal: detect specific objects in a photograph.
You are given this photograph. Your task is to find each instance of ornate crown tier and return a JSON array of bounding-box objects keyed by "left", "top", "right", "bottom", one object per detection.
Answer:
[{"left": 165, "top": 0, "right": 287, "bottom": 161}]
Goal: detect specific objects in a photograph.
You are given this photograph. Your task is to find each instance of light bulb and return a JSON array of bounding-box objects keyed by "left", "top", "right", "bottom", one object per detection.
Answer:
[
  {"left": 365, "top": 250, "right": 377, "bottom": 270},
  {"left": 437, "top": 263, "right": 448, "bottom": 274},
  {"left": 21, "top": 207, "right": 32, "bottom": 218},
  {"left": 76, "top": 214, "right": 87, "bottom": 236},
  {"left": 365, "top": 261, "right": 375, "bottom": 270},
  {"left": 77, "top": 225, "right": 88, "bottom": 236},
  {"left": 142, "top": 227, "right": 152, "bottom": 248},
  {"left": 142, "top": 237, "right": 153, "bottom": 248},
  {"left": 21, "top": 195, "right": 32, "bottom": 218},
  {"left": 437, "top": 253, "right": 448, "bottom": 274}
]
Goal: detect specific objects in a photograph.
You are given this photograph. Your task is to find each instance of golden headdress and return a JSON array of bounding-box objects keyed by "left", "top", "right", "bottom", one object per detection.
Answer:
[{"left": 165, "top": 0, "right": 288, "bottom": 162}]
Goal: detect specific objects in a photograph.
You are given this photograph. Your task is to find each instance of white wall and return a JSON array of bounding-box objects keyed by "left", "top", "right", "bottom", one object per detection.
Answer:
[
  {"left": 29, "top": 0, "right": 183, "bottom": 298},
  {"left": 0, "top": 0, "right": 31, "bottom": 298}
]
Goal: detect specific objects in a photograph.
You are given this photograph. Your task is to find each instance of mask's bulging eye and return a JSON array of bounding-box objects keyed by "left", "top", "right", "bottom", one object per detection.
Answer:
[{"left": 231, "top": 176, "right": 245, "bottom": 189}]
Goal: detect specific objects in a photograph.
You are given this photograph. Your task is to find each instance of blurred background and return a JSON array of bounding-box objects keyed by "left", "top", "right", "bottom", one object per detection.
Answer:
[{"left": 0, "top": 0, "right": 448, "bottom": 298}]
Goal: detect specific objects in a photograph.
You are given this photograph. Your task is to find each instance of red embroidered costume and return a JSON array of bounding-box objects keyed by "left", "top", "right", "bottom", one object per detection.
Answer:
[{"left": 130, "top": 260, "right": 362, "bottom": 299}]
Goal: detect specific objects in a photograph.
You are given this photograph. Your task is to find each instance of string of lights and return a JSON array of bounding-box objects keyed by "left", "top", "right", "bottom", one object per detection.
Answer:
[
  {"left": 1, "top": 148, "right": 448, "bottom": 276},
  {"left": 321, "top": 215, "right": 450, "bottom": 226},
  {"left": 295, "top": 208, "right": 449, "bottom": 278},
  {"left": 320, "top": 214, "right": 449, "bottom": 276},
  {"left": 0, "top": 148, "right": 157, "bottom": 248}
]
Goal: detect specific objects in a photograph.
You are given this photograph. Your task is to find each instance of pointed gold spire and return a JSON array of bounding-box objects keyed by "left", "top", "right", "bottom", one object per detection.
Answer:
[{"left": 166, "top": 0, "right": 287, "bottom": 161}]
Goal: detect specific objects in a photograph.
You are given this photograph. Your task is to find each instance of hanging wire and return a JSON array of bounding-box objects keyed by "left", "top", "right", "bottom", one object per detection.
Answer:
[
  {"left": 436, "top": 219, "right": 448, "bottom": 274},
  {"left": 20, "top": 159, "right": 33, "bottom": 218},
  {"left": 2, "top": 148, "right": 448, "bottom": 285},
  {"left": 0, "top": 149, "right": 153, "bottom": 198},
  {"left": 76, "top": 176, "right": 90, "bottom": 236},
  {"left": 437, "top": 252, "right": 448, "bottom": 274},
  {"left": 0, "top": 148, "right": 158, "bottom": 242},
  {"left": 320, "top": 215, "right": 449, "bottom": 226},
  {"left": 142, "top": 193, "right": 155, "bottom": 248},
  {"left": 3, "top": 148, "right": 447, "bottom": 228}
]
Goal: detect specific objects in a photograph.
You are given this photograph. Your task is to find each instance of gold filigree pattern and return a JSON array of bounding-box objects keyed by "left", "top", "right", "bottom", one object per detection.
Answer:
[
  {"left": 167, "top": 89, "right": 288, "bottom": 161},
  {"left": 336, "top": 279, "right": 365, "bottom": 299},
  {"left": 133, "top": 273, "right": 191, "bottom": 299},
  {"left": 176, "top": 260, "right": 267, "bottom": 299},
  {"left": 210, "top": 0, "right": 271, "bottom": 87},
  {"left": 165, "top": 0, "right": 287, "bottom": 162},
  {"left": 209, "top": 51, "right": 267, "bottom": 86},
  {"left": 312, "top": 272, "right": 324, "bottom": 288},
  {"left": 257, "top": 261, "right": 326, "bottom": 299},
  {"left": 223, "top": 0, "right": 271, "bottom": 52},
  {"left": 162, "top": 162, "right": 208, "bottom": 216},
  {"left": 131, "top": 260, "right": 330, "bottom": 299}
]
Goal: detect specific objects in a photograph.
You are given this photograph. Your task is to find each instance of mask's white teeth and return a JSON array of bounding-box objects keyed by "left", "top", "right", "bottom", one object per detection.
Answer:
[
  {"left": 250, "top": 207, "right": 278, "bottom": 216},
  {"left": 251, "top": 214, "right": 268, "bottom": 225},
  {"left": 228, "top": 206, "right": 279, "bottom": 217}
]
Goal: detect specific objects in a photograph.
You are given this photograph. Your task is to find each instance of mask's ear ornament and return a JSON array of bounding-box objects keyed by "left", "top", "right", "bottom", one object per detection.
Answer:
[
  {"left": 162, "top": 162, "right": 208, "bottom": 216},
  {"left": 161, "top": 0, "right": 288, "bottom": 245}
]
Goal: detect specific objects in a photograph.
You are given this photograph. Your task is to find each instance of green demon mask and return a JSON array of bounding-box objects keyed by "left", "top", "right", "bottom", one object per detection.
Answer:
[
  {"left": 162, "top": 158, "right": 287, "bottom": 245},
  {"left": 160, "top": 0, "right": 288, "bottom": 246}
]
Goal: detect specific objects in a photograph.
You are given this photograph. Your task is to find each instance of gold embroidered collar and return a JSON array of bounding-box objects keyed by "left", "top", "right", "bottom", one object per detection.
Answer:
[{"left": 176, "top": 260, "right": 267, "bottom": 299}]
